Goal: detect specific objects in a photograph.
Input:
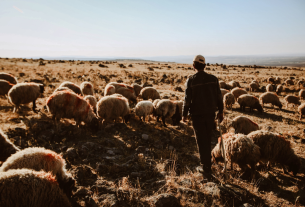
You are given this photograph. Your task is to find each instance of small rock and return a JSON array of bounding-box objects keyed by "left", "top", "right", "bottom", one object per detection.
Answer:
[
  {"left": 142, "top": 134, "right": 149, "bottom": 140},
  {"left": 168, "top": 146, "right": 174, "bottom": 151},
  {"left": 65, "top": 148, "right": 77, "bottom": 160},
  {"left": 107, "top": 150, "right": 115, "bottom": 155}
]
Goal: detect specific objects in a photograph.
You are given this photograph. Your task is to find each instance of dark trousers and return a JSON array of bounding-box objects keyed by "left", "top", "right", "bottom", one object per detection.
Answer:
[{"left": 192, "top": 114, "right": 215, "bottom": 173}]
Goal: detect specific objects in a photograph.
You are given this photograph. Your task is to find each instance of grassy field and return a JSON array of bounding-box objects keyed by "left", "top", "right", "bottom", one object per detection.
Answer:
[{"left": 0, "top": 57, "right": 305, "bottom": 206}]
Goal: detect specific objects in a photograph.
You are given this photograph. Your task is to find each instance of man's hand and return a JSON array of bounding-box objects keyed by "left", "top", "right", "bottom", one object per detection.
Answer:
[
  {"left": 216, "top": 112, "right": 224, "bottom": 123},
  {"left": 182, "top": 116, "right": 188, "bottom": 122}
]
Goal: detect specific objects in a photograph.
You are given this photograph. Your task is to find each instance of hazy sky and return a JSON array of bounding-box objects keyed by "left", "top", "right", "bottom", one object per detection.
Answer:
[{"left": 0, "top": 0, "right": 305, "bottom": 58}]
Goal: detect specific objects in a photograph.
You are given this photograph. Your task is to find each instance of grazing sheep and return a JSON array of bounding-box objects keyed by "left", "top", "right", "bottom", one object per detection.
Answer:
[
  {"left": 152, "top": 99, "right": 161, "bottom": 116},
  {"left": 84, "top": 95, "right": 97, "bottom": 113},
  {"left": 116, "top": 87, "right": 137, "bottom": 103},
  {"left": 211, "top": 132, "right": 261, "bottom": 174},
  {"left": 297, "top": 80, "right": 304, "bottom": 86},
  {"left": 104, "top": 84, "right": 116, "bottom": 96},
  {"left": 299, "top": 89, "right": 305, "bottom": 100},
  {"left": 249, "top": 82, "right": 259, "bottom": 92},
  {"left": 135, "top": 101, "right": 154, "bottom": 122},
  {"left": 154, "top": 99, "right": 181, "bottom": 127},
  {"left": 0, "top": 72, "right": 17, "bottom": 84},
  {"left": 0, "top": 169, "right": 71, "bottom": 207},
  {"left": 266, "top": 84, "right": 275, "bottom": 92},
  {"left": 252, "top": 80, "right": 260, "bottom": 87},
  {"left": 8, "top": 82, "right": 44, "bottom": 113},
  {"left": 284, "top": 95, "right": 301, "bottom": 108},
  {"left": 139, "top": 87, "right": 161, "bottom": 101},
  {"left": 108, "top": 82, "right": 129, "bottom": 91},
  {"left": 221, "top": 89, "right": 230, "bottom": 98},
  {"left": 46, "top": 91, "right": 99, "bottom": 130},
  {"left": 247, "top": 130, "right": 301, "bottom": 175},
  {"left": 223, "top": 93, "right": 235, "bottom": 109},
  {"left": 285, "top": 79, "right": 294, "bottom": 86},
  {"left": 268, "top": 77, "right": 275, "bottom": 84},
  {"left": 219, "top": 81, "right": 227, "bottom": 89},
  {"left": 230, "top": 116, "right": 259, "bottom": 135},
  {"left": 298, "top": 103, "right": 305, "bottom": 120},
  {"left": 259, "top": 92, "right": 282, "bottom": 109},
  {"left": 0, "top": 147, "right": 75, "bottom": 197},
  {"left": 132, "top": 83, "right": 143, "bottom": 97},
  {"left": 0, "top": 129, "right": 19, "bottom": 162},
  {"left": 237, "top": 94, "right": 263, "bottom": 112},
  {"left": 58, "top": 81, "right": 82, "bottom": 95},
  {"left": 276, "top": 84, "right": 283, "bottom": 95},
  {"left": 0, "top": 80, "right": 14, "bottom": 96},
  {"left": 97, "top": 95, "right": 131, "bottom": 124},
  {"left": 231, "top": 88, "right": 248, "bottom": 100},
  {"left": 53, "top": 87, "right": 74, "bottom": 94},
  {"left": 80, "top": 81, "right": 94, "bottom": 96},
  {"left": 275, "top": 77, "right": 281, "bottom": 84},
  {"left": 227, "top": 80, "right": 240, "bottom": 89}
]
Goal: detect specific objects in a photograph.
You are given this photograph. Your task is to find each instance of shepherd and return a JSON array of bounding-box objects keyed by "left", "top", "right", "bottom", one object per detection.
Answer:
[{"left": 182, "top": 55, "right": 224, "bottom": 181}]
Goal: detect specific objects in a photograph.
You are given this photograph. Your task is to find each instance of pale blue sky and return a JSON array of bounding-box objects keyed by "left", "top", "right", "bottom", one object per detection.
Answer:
[{"left": 0, "top": 0, "right": 304, "bottom": 58}]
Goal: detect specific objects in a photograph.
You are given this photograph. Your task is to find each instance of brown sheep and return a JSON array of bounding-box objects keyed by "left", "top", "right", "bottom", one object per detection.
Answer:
[
  {"left": 0, "top": 129, "right": 20, "bottom": 162},
  {"left": 259, "top": 92, "right": 282, "bottom": 109},
  {"left": 299, "top": 89, "right": 305, "bottom": 100},
  {"left": 298, "top": 103, "right": 305, "bottom": 120},
  {"left": 58, "top": 81, "right": 82, "bottom": 95},
  {"left": 275, "top": 77, "right": 281, "bottom": 84},
  {"left": 230, "top": 116, "right": 259, "bottom": 135},
  {"left": 221, "top": 89, "right": 230, "bottom": 98},
  {"left": 276, "top": 84, "right": 283, "bottom": 95},
  {"left": 249, "top": 82, "right": 259, "bottom": 92},
  {"left": 223, "top": 93, "right": 235, "bottom": 109},
  {"left": 268, "top": 77, "right": 275, "bottom": 84},
  {"left": 237, "top": 94, "right": 263, "bottom": 112},
  {"left": 284, "top": 95, "right": 301, "bottom": 108},
  {"left": 247, "top": 130, "right": 301, "bottom": 175},
  {"left": 266, "top": 84, "right": 275, "bottom": 92},
  {"left": 285, "top": 79, "right": 294, "bottom": 86},
  {"left": 0, "top": 72, "right": 17, "bottom": 84},
  {"left": 219, "top": 81, "right": 227, "bottom": 89},
  {"left": 231, "top": 88, "right": 248, "bottom": 100}
]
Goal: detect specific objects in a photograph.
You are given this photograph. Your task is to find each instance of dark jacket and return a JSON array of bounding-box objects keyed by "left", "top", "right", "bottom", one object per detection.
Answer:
[{"left": 182, "top": 70, "right": 223, "bottom": 117}]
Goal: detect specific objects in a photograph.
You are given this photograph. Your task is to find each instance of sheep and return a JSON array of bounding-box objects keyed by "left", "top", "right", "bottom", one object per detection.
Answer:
[
  {"left": 249, "top": 82, "right": 259, "bottom": 92},
  {"left": 298, "top": 103, "right": 305, "bottom": 120},
  {"left": 275, "top": 77, "right": 281, "bottom": 84},
  {"left": 219, "top": 81, "right": 227, "bottom": 89},
  {"left": 229, "top": 116, "right": 259, "bottom": 135},
  {"left": 80, "top": 81, "right": 94, "bottom": 96},
  {"left": 247, "top": 130, "right": 301, "bottom": 175},
  {"left": 8, "top": 82, "right": 44, "bottom": 113},
  {"left": 299, "top": 89, "right": 305, "bottom": 100},
  {"left": 0, "top": 129, "right": 20, "bottom": 162},
  {"left": 104, "top": 84, "right": 116, "bottom": 96},
  {"left": 135, "top": 101, "right": 154, "bottom": 122},
  {"left": 139, "top": 87, "right": 160, "bottom": 101},
  {"left": 154, "top": 99, "right": 181, "bottom": 127},
  {"left": 237, "top": 94, "right": 263, "bottom": 112},
  {"left": 84, "top": 95, "right": 97, "bottom": 113},
  {"left": 0, "top": 72, "right": 17, "bottom": 84},
  {"left": 176, "top": 100, "right": 183, "bottom": 117},
  {"left": 227, "top": 80, "right": 240, "bottom": 89},
  {"left": 221, "top": 89, "right": 230, "bottom": 98},
  {"left": 211, "top": 132, "right": 261, "bottom": 175},
  {"left": 259, "top": 92, "right": 282, "bottom": 109},
  {"left": 58, "top": 81, "right": 82, "bottom": 95},
  {"left": 268, "top": 77, "right": 275, "bottom": 84},
  {"left": 285, "top": 79, "right": 294, "bottom": 86},
  {"left": 0, "top": 147, "right": 75, "bottom": 197},
  {"left": 152, "top": 99, "right": 161, "bottom": 116},
  {"left": 0, "top": 169, "right": 71, "bottom": 207},
  {"left": 46, "top": 91, "right": 99, "bottom": 130},
  {"left": 116, "top": 87, "right": 137, "bottom": 103},
  {"left": 297, "top": 80, "right": 304, "bottom": 86},
  {"left": 276, "top": 84, "right": 283, "bottom": 95},
  {"left": 266, "top": 84, "right": 275, "bottom": 92},
  {"left": 252, "top": 80, "right": 260, "bottom": 87},
  {"left": 223, "top": 93, "right": 235, "bottom": 109},
  {"left": 97, "top": 95, "right": 131, "bottom": 124},
  {"left": 284, "top": 95, "right": 301, "bottom": 108},
  {"left": 231, "top": 88, "right": 248, "bottom": 100},
  {"left": 0, "top": 80, "right": 14, "bottom": 96},
  {"left": 53, "top": 87, "right": 74, "bottom": 94},
  {"left": 132, "top": 83, "right": 143, "bottom": 97}
]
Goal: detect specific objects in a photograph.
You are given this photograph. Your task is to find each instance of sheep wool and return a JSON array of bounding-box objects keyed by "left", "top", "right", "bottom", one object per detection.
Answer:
[
  {"left": 285, "top": 79, "right": 294, "bottom": 85},
  {"left": 249, "top": 82, "right": 259, "bottom": 92},
  {"left": 97, "top": 95, "right": 130, "bottom": 124},
  {"left": 84, "top": 95, "right": 97, "bottom": 112},
  {"left": 284, "top": 95, "right": 301, "bottom": 108},
  {"left": 0, "top": 80, "right": 14, "bottom": 96},
  {"left": 220, "top": 89, "right": 230, "bottom": 98},
  {"left": 237, "top": 94, "right": 263, "bottom": 112},
  {"left": 0, "top": 72, "right": 17, "bottom": 84},
  {"left": 219, "top": 81, "right": 227, "bottom": 89},
  {"left": 247, "top": 130, "right": 301, "bottom": 175},
  {"left": 230, "top": 116, "right": 259, "bottom": 135},
  {"left": 298, "top": 103, "right": 305, "bottom": 120},
  {"left": 266, "top": 84, "right": 275, "bottom": 92},
  {"left": 276, "top": 85, "right": 283, "bottom": 95},
  {"left": 0, "top": 169, "right": 71, "bottom": 207},
  {"left": 139, "top": 87, "right": 161, "bottom": 101},
  {"left": 80, "top": 81, "right": 94, "bottom": 96},
  {"left": 0, "top": 129, "right": 19, "bottom": 162},
  {"left": 275, "top": 77, "right": 281, "bottom": 84},
  {"left": 297, "top": 80, "right": 304, "bottom": 86},
  {"left": 154, "top": 99, "right": 181, "bottom": 127},
  {"left": 8, "top": 82, "right": 44, "bottom": 113},
  {"left": 259, "top": 92, "right": 282, "bottom": 109},
  {"left": 299, "top": 89, "right": 305, "bottom": 100},
  {"left": 231, "top": 88, "right": 248, "bottom": 100},
  {"left": 132, "top": 83, "right": 143, "bottom": 97},
  {"left": 116, "top": 87, "right": 137, "bottom": 103},
  {"left": 268, "top": 77, "right": 275, "bottom": 84},
  {"left": 46, "top": 91, "right": 98, "bottom": 129},
  {"left": 58, "top": 81, "right": 82, "bottom": 95},
  {"left": 53, "top": 87, "right": 75, "bottom": 94},
  {"left": 104, "top": 84, "right": 116, "bottom": 96},
  {"left": 227, "top": 80, "right": 240, "bottom": 89},
  {"left": 0, "top": 147, "right": 75, "bottom": 197},
  {"left": 135, "top": 101, "right": 154, "bottom": 122},
  {"left": 223, "top": 93, "right": 235, "bottom": 109}
]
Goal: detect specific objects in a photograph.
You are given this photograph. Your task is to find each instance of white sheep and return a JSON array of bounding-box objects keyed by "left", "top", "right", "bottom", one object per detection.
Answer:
[
  {"left": 0, "top": 129, "right": 20, "bottom": 162},
  {"left": 104, "top": 84, "right": 116, "bottom": 96},
  {"left": 135, "top": 101, "right": 154, "bottom": 122},
  {"left": 229, "top": 116, "right": 259, "bottom": 135},
  {"left": 0, "top": 147, "right": 75, "bottom": 197},
  {"left": 0, "top": 72, "right": 17, "bottom": 84},
  {"left": 154, "top": 99, "right": 181, "bottom": 127},
  {"left": 8, "top": 82, "right": 44, "bottom": 113},
  {"left": 0, "top": 169, "right": 72, "bottom": 207},
  {"left": 139, "top": 87, "right": 161, "bottom": 101},
  {"left": 80, "top": 81, "right": 94, "bottom": 96},
  {"left": 97, "top": 95, "right": 131, "bottom": 124},
  {"left": 223, "top": 93, "right": 235, "bottom": 109},
  {"left": 284, "top": 95, "right": 301, "bottom": 108},
  {"left": 259, "top": 92, "right": 282, "bottom": 109},
  {"left": 237, "top": 94, "right": 263, "bottom": 112},
  {"left": 116, "top": 87, "right": 137, "bottom": 103},
  {"left": 46, "top": 91, "right": 99, "bottom": 130},
  {"left": 231, "top": 88, "right": 247, "bottom": 100},
  {"left": 58, "top": 81, "right": 82, "bottom": 95}
]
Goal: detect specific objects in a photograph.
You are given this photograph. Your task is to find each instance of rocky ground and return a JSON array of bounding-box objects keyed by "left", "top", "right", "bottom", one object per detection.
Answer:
[{"left": 0, "top": 58, "right": 305, "bottom": 206}]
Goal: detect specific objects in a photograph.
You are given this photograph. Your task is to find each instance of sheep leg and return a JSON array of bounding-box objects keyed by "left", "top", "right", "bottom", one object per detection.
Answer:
[
  {"left": 32, "top": 99, "right": 38, "bottom": 113},
  {"left": 162, "top": 116, "right": 167, "bottom": 127},
  {"left": 156, "top": 116, "right": 160, "bottom": 122}
]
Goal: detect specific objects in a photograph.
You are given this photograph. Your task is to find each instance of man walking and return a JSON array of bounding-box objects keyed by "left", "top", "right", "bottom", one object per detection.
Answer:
[{"left": 182, "top": 55, "right": 224, "bottom": 180}]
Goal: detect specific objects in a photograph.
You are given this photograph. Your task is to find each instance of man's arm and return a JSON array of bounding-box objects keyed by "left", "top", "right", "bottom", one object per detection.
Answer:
[
  {"left": 182, "top": 78, "right": 192, "bottom": 121},
  {"left": 216, "top": 79, "right": 224, "bottom": 122}
]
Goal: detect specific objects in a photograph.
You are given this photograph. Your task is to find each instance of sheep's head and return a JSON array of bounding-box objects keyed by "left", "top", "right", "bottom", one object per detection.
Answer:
[
  {"left": 255, "top": 103, "right": 264, "bottom": 113},
  {"left": 171, "top": 105, "right": 182, "bottom": 126},
  {"left": 90, "top": 117, "right": 99, "bottom": 132},
  {"left": 124, "top": 114, "right": 131, "bottom": 123},
  {"left": 58, "top": 176, "right": 75, "bottom": 198},
  {"left": 39, "top": 84, "right": 45, "bottom": 94}
]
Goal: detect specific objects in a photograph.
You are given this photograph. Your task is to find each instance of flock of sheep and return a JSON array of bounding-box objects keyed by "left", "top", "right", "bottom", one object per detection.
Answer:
[{"left": 0, "top": 71, "right": 304, "bottom": 206}]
